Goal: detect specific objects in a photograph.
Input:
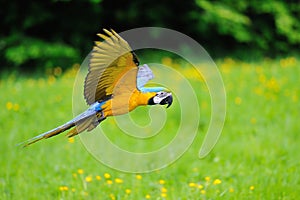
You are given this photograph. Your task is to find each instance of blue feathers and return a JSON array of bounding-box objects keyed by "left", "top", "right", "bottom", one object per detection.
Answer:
[
  {"left": 139, "top": 87, "right": 167, "bottom": 93},
  {"left": 90, "top": 101, "right": 106, "bottom": 112},
  {"left": 136, "top": 64, "right": 154, "bottom": 90}
]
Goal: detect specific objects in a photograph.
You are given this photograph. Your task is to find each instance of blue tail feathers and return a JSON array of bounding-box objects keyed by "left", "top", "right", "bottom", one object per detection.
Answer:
[{"left": 20, "top": 101, "right": 106, "bottom": 147}]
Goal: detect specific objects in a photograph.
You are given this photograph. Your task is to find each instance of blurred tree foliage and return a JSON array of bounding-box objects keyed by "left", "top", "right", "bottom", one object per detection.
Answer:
[{"left": 0, "top": 0, "right": 299, "bottom": 71}]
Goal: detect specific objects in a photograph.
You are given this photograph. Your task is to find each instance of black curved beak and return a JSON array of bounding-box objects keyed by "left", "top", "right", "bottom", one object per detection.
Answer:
[{"left": 160, "top": 94, "right": 173, "bottom": 108}]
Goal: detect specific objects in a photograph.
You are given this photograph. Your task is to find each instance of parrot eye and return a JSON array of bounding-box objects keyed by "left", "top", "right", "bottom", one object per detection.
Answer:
[{"left": 156, "top": 91, "right": 166, "bottom": 97}]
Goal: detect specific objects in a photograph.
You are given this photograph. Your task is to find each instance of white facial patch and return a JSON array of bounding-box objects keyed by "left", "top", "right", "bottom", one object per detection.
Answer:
[{"left": 153, "top": 92, "right": 171, "bottom": 104}]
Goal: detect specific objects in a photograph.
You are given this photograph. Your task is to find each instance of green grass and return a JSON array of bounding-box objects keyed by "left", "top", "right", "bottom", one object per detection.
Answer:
[{"left": 1, "top": 57, "right": 300, "bottom": 199}]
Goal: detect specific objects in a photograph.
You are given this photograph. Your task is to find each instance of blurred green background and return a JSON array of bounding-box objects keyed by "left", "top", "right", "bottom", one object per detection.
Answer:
[
  {"left": 1, "top": 1, "right": 300, "bottom": 199},
  {"left": 1, "top": 0, "right": 299, "bottom": 72}
]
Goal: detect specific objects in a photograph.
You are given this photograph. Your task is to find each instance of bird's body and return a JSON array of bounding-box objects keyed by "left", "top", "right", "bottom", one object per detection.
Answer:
[{"left": 22, "top": 29, "right": 172, "bottom": 147}]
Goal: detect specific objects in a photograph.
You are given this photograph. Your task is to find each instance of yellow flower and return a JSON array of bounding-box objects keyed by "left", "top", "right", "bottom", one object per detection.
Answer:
[
  {"left": 250, "top": 117, "right": 257, "bottom": 124},
  {"left": 205, "top": 176, "right": 211, "bottom": 182},
  {"left": 250, "top": 185, "right": 255, "bottom": 190},
  {"left": 145, "top": 194, "right": 151, "bottom": 199},
  {"left": 72, "top": 173, "right": 77, "bottom": 178},
  {"left": 53, "top": 67, "right": 62, "bottom": 76},
  {"left": 259, "top": 74, "right": 266, "bottom": 83},
  {"left": 280, "top": 57, "right": 296, "bottom": 68},
  {"left": 161, "top": 187, "right": 167, "bottom": 193},
  {"left": 59, "top": 186, "right": 69, "bottom": 191},
  {"left": 115, "top": 178, "right": 123, "bottom": 184},
  {"left": 104, "top": 173, "right": 111, "bottom": 179},
  {"left": 254, "top": 87, "right": 263, "bottom": 95},
  {"left": 83, "top": 191, "right": 89, "bottom": 196},
  {"left": 162, "top": 57, "right": 172, "bottom": 66},
  {"left": 68, "top": 137, "right": 75, "bottom": 143},
  {"left": 200, "top": 189, "right": 206, "bottom": 194},
  {"left": 235, "top": 97, "right": 242, "bottom": 105},
  {"left": 266, "top": 77, "right": 280, "bottom": 92},
  {"left": 198, "top": 184, "right": 204, "bottom": 189},
  {"left": 77, "top": 169, "right": 84, "bottom": 174},
  {"left": 13, "top": 103, "right": 19, "bottom": 111},
  {"left": 292, "top": 94, "right": 298, "bottom": 102},
  {"left": 6, "top": 102, "right": 13, "bottom": 110},
  {"left": 125, "top": 189, "right": 131, "bottom": 194},
  {"left": 136, "top": 174, "right": 142, "bottom": 180},
  {"left": 229, "top": 188, "right": 234, "bottom": 193},
  {"left": 85, "top": 176, "right": 92, "bottom": 183},
  {"left": 188, "top": 182, "right": 197, "bottom": 188},
  {"left": 161, "top": 193, "right": 167, "bottom": 198},
  {"left": 159, "top": 179, "right": 165, "bottom": 185},
  {"left": 96, "top": 175, "right": 101, "bottom": 181},
  {"left": 213, "top": 179, "right": 222, "bottom": 185},
  {"left": 47, "top": 75, "right": 56, "bottom": 85},
  {"left": 110, "top": 193, "right": 115, "bottom": 200},
  {"left": 106, "top": 180, "right": 113, "bottom": 185}
]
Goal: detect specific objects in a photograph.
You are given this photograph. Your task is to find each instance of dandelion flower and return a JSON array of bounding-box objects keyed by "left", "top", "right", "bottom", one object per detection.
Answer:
[
  {"left": 213, "top": 179, "right": 222, "bottom": 185},
  {"left": 115, "top": 178, "right": 123, "bottom": 184},
  {"left": 125, "top": 189, "right": 131, "bottom": 194},
  {"left": 145, "top": 194, "right": 151, "bottom": 199},
  {"left": 6, "top": 102, "right": 13, "bottom": 110},
  {"left": 229, "top": 188, "right": 234, "bottom": 193},
  {"left": 85, "top": 176, "right": 92, "bottom": 183},
  {"left": 96, "top": 175, "right": 101, "bottom": 181},
  {"left": 77, "top": 169, "right": 84, "bottom": 174},
  {"left": 59, "top": 186, "right": 69, "bottom": 191},
  {"left": 83, "top": 191, "right": 89, "bottom": 196},
  {"left": 205, "top": 176, "right": 211, "bottom": 182},
  {"left": 188, "top": 182, "right": 197, "bottom": 188},
  {"left": 250, "top": 185, "right": 255, "bottom": 190},
  {"left": 161, "top": 193, "right": 167, "bottom": 198},
  {"left": 68, "top": 137, "right": 75, "bottom": 143},
  {"left": 104, "top": 173, "right": 111, "bottom": 179},
  {"left": 159, "top": 179, "right": 166, "bottom": 185},
  {"left": 136, "top": 174, "right": 142, "bottom": 180},
  {"left": 106, "top": 180, "right": 113, "bottom": 185},
  {"left": 162, "top": 57, "right": 172, "bottom": 66},
  {"left": 161, "top": 187, "right": 167, "bottom": 193},
  {"left": 200, "top": 189, "right": 206, "bottom": 194},
  {"left": 235, "top": 97, "right": 242, "bottom": 105},
  {"left": 54, "top": 67, "right": 62, "bottom": 76},
  {"left": 250, "top": 117, "right": 257, "bottom": 124},
  {"left": 110, "top": 193, "right": 115, "bottom": 200},
  {"left": 13, "top": 103, "right": 19, "bottom": 111},
  {"left": 198, "top": 184, "right": 204, "bottom": 189},
  {"left": 47, "top": 75, "right": 56, "bottom": 84}
]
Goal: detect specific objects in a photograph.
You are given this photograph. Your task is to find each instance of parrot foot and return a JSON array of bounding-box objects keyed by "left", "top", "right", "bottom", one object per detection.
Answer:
[{"left": 96, "top": 111, "right": 106, "bottom": 123}]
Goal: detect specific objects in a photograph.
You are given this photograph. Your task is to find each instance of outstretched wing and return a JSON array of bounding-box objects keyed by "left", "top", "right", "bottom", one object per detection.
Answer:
[
  {"left": 84, "top": 29, "right": 140, "bottom": 105},
  {"left": 136, "top": 64, "right": 154, "bottom": 90}
]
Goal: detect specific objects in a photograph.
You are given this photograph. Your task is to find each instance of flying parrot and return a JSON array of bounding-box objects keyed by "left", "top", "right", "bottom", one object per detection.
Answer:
[{"left": 22, "top": 29, "right": 173, "bottom": 147}]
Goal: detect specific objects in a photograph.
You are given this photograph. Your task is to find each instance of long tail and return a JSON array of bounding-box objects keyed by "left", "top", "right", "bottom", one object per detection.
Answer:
[{"left": 20, "top": 108, "right": 105, "bottom": 147}]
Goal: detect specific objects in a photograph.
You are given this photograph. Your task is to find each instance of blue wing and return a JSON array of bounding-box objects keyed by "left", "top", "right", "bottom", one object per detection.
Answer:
[
  {"left": 136, "top": 64, "right": 154, "bottom": 90},
  {"left": 136, "top": 64, "right": 168, "bottom": 93}
]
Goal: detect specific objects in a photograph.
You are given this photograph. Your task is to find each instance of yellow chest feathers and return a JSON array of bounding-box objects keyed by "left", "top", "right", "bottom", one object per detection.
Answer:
[{"left": 102, "top": 89, "right": 156, "bottom": 116}]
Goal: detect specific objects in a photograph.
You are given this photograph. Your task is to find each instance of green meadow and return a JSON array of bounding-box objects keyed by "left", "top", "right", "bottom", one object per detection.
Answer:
[{"left": 1, "top": 57, "right": 299, "bottom": 199}]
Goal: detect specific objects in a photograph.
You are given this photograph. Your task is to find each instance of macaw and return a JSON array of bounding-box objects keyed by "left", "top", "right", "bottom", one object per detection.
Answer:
[{"left": 22, "top": 29, "right": 173, "bottom": 147}]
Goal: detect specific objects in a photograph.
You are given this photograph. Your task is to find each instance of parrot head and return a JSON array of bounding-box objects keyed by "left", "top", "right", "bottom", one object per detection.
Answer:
[{"left": 148, "top": 91, "right": 173, "bottom": 108}]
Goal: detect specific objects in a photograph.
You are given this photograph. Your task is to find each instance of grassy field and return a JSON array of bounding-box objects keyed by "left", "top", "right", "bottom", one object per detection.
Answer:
[{"left": 1, "top": 57, "right": 299, "bottom": 199}]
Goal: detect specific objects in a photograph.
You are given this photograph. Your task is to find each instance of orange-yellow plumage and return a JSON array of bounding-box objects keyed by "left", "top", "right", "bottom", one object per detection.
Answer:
[{"left": 101, "top": 89, "right": 156, "bottom": 116}]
